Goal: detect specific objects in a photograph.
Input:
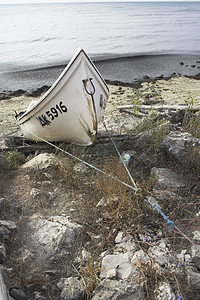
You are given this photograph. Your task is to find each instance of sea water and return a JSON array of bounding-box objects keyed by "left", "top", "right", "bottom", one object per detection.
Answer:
[{"left": 0, "top": 1, "right": 200, "bottom": 72}]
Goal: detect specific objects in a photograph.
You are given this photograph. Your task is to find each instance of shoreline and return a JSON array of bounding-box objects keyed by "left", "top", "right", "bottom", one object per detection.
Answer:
[
  {"left": 0, "top": 53, "right": 200, "bottom": 145},
  {"left": 0, "top": 75, "right": 200, "bottom": 145},
  {"left": 0, "top": 53, "right": 200, "bottom": 94}
]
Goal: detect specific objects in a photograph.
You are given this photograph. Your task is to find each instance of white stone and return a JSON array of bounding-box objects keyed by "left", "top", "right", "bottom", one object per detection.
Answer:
[
  {"left": 187, "top": 268, "right": 200, "bottom": 289},
  {"left": 156, "top": 282, "right": 176, "bottom": 300},
  {"left": 191, "top": 245, "right": 200, "bottom": 268},
  {"left": 114, "top": 231, "right": 136, "bottom": 254},
  {"left": 100, "top": 253, "right": 131, "bottom": 279},
  {"left": 150, "top": 167, "right": 186, "bottom": 190},
  {"left": 60, "top": 277, "right": 84, "bottom": 300},
  {"left": 115, "top": 231, "right": 124, "bottom": 243},
  {"left": 162, "top": 131, "right": 200, "bottom": 166},
  {"left": 148, "top": 242, "right": 171, "bottom": 267},
  {"left": 106, "top": 268, "right": 117, "bottom": 279},
  {"left": 74, "top": 162, "right": 88, "bottom": 173},
  {"left": 131, "top": 250, "right": 150, "bottom": 264},
  {"left": 117, "top": 262, "right": 135, "bottom": 279},
  {"left": 0, "top": 220, "right": 17, "bottom": 230},
  {"left": 22, "top": 153, "right": 59, "bottom": 170},
  {"left": 193, "top": 231, "right": 200, "bottom": 241},
  {"left": 90, "top": 279, "right": 144, "bottom": 300},
  {"left": 28, "top": 214, "right": 81, "bottom": 257},
  {"left": 185, "top": 254, "right": 192, "bottom": 264}
]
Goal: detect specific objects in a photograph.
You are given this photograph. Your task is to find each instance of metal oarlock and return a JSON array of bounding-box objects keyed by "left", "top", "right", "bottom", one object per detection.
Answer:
[
  {"left": 82, "top": 78, "right": 95, "bottom": 96},
  {"left": 83, "top": 77, "right": 97, "bottom": 128}
]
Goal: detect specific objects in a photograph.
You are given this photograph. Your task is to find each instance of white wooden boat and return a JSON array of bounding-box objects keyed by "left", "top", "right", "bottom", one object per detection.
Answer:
[{"left": 16, "top": 48, "right": 109, "bottom": 145}]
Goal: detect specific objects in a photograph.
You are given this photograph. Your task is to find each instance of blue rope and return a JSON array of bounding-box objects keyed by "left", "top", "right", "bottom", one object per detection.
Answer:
[
  {"left": 19, "top": 122, "right": 139, "bottom": 192},
  {"left": 153, "top": 205, "right": 175, "bottom": 235},
  {"left": 18, "top": 121, "right": 197, "bottom": 247},
  {"left": 153, "top": 205, "right": 196, "bottom": 246}
]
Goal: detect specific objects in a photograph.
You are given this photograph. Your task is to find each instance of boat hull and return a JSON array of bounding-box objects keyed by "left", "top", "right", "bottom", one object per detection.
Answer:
[{"left": 17, "top": 49, "right": 109, "bottom": 145}]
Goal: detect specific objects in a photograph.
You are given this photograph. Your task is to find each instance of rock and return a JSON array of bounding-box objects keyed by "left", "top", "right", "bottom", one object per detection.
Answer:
[
  {"left": 11, "top": 89, "right": 25, "bottom": 97},
  {"left": 148, "top": 241, "right": 171, "bottom": 268},
  {"left": 0, "top": 92, "right": 11, "bottom": 100},
  {"left": 28, "top": 214, "right": 81, "bottom": 256},
  {"left": 9, "top": 287, "right": 27, "bottom": 300},
  {"left": 177, "top": 249, "right": 192, "bottom": 265},
  {"left": 91, "top": 279, "right": 144, "bottom": 300},
  {"left": 191, "top": 245, "right": 200, "bottom": 269},
  {"left": 106, "top": 268, "right": 117, "bottom": 279},
  {"left": 187, "top": 268, "right": 200, "bottom": 289},
  {"left": 74, "top": 162, "right": 88, "bottom": 173},
  {"left": 100, "top": 253, "right": 134, "bottom": 279},
  {"left": 156, "top": 282, "right": 176, "bottom": 300},
  {"left": 0, "top": 226, "right": 11, "bottom": 241},
  {"left": 131, "top": 250, "right": 151, "bottom": 265},
  {"left": 21, "top": 153, "right": 59, "bottom": 170},
  {"left": 59, "top": 277, "right": 84, "bottom": 300},
  {"left": 27, "top": 85, "right": 49, "bottom": 97},
  {"left": 0, "top": 220, "right": 17, "bottom": 230},
  {"left": 193, "top": 231, "right": 200, "bottom": 241},
  {"left": 114, "top": 232, "right": 136, "bottom": 254},
  {"left": 170, "top": 109, "right": 186, "bottom": 124},
  {"left": 117, "top": 262, "right": 135, "bottom": 279},
  {"left": 115, "top": 231, "right": 125, "bottom": 244},
  {"left": 162, "top": 131, "right": 200, "bottom": 166},
  {"left": 0, "top": 218, "right": 17, "bottom": 241},
  {"left": 150, "top": 167, "right": 186, "bottom": 190},
  {"left": 0, "top": 154, "right": 8, "bottom": 169}
]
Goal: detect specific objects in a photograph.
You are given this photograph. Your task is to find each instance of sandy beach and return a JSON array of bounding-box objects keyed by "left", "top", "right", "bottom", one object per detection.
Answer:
[
  {"left": 0, "top": 54, "right": 200, "bottom": 145},
  {"left": 0, "top": 75, "right": 200, "bottom": 146},
  {"left": 1, "top": 61, "right": 200, "bottom": 300}
]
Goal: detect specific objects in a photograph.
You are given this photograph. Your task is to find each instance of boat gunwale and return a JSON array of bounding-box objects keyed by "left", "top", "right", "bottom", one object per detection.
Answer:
[{"left": 17, "top": 48, "right": 109, "bottom": 123}]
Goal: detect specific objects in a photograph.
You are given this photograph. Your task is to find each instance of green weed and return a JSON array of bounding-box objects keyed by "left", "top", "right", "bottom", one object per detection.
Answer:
[{"left": 3, "top": 149, "right": 25, "bottom": 167}]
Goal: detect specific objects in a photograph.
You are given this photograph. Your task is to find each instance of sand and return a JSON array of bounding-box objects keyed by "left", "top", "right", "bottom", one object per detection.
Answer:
[{"left": 0, "top": 76, "right": 200, "bottom": 146}]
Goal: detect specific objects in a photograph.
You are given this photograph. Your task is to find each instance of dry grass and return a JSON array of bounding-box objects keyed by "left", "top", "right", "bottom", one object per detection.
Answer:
[{"left": 1, "top": 108, "right": 200, "bottom": 299}]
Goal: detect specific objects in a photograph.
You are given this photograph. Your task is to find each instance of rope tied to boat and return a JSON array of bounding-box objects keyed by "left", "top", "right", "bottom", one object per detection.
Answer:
[
  {"left": 101, "top": 118, "right": 138, "bottom": 191},
  {"left": 153, "top": 204, "right": 175, "bottom": 235},
  {"left": 17, "top": 122, "right": 139, "bottom": 192},
  {"left": 153, "top": 204, "right": 197, "bottom": 247},
  {"left": 17, "top": 121, "right": 197, "bottom": 248}
]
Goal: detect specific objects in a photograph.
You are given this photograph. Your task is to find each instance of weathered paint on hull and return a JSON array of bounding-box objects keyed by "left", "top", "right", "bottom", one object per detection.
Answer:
[{"left": 18, "top": 49, "right": 109, "bottom": 145}]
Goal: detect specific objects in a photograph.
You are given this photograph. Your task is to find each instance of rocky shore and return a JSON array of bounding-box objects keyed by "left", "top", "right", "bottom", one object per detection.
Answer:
[
  {"left": 0, "top": 75, "right": 200, "bottom": 300},
  {"left": 1, "top": 75, "right": 200, "bottom": 141}
]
